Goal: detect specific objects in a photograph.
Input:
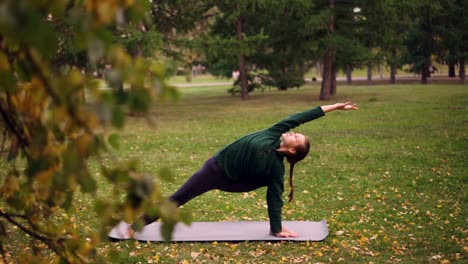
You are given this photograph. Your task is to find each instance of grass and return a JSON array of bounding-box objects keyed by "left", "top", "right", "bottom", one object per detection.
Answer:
[
  {"left": 168, "top": 74, "right": 231, "bottom": 85},
  {"left": 4, "top": 83, "right": 468, "bottom": 263},
  {"left": 168, "top": 62, "right": 456, "bottom": 85},
  {"left": 100, "top": 83, "right": 466, "bottom": 263}
]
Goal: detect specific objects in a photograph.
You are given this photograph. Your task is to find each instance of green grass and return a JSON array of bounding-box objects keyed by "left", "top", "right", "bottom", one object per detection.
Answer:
[
  {"left": 100, "top": 83, "right": 466, "bottom": 263},
  {"left": 5, "top": 83, "right": 468, "bottom": 263},
  {"left": 168, "top": 74, "right": 231, "bottom": 85},
  {"left": 169, "top": 62, "right": 454, "bottom": 85}
]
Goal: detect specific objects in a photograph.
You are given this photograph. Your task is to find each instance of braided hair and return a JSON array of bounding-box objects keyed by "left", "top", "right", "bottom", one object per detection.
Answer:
[{"left": 285, "top": 136, "right": 310, "bottom": 202}]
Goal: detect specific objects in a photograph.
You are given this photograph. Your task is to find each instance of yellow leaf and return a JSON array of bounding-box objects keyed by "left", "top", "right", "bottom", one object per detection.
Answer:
[
  {"left": 359, "top": 236, "right": 369, "bottom": 244},
  {"left": 36, "top": 166, "right": 56, "bottom": 185},
  {"left": 76, "top": 134, "right": 92, "bottom": 158},
  {"left": 0, "top": 51, "right": 11, "bottom": 71}
]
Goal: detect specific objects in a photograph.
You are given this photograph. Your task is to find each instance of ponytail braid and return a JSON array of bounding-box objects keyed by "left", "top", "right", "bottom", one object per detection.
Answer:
[
  {"left": 286, "top": 136, "right": 310, "bottom": 202},
  {"left": 288, "top": 162, "right": 296, "bottom": 202}
]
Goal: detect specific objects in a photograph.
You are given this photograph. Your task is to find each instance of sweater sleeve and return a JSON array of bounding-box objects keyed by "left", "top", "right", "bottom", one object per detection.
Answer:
[
  {"left": 266, "top": 170, "right": 285, "bottom": 233},
  {"left": 268, "top": 106, "right": 325, "bottom": 134}
]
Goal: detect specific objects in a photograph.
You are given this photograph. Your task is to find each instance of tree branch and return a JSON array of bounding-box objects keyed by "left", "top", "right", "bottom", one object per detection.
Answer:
[
  {"left": 23, "top": 47, "right": 95, "bottom": 136},
  {"left": 0, "top": 210, "right": 51, "bottom": 245},
  {"left": 0, "top": 100, "right": 31, "bottom": 160},
  {"left": 0, "top": 241, "right": 7, "bottom": 264}
]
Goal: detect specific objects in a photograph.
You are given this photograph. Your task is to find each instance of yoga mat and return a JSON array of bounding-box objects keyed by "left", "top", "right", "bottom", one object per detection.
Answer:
[{"left": 109, "top": 220, "right": 328, "bottom": 242}]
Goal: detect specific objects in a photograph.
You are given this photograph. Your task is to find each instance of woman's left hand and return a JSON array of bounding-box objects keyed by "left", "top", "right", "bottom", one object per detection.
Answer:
[{"left": 335, "top": 102, "right": 359, "bottom": 110}]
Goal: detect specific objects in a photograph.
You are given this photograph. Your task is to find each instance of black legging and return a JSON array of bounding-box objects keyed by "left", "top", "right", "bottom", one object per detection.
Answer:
[{"left": 141, "top": 157, "right": 267, "bottom": 225}]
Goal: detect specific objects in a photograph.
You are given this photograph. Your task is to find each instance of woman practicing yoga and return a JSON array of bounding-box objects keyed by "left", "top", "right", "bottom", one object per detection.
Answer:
[{"left": 129, "top": 102, "right": 358, "bottom": 238}]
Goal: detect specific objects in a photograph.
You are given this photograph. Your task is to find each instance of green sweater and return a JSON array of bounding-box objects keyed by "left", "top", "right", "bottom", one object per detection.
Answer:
[{"left": 214, "top": 107, "right": 325, "bottom": 233}]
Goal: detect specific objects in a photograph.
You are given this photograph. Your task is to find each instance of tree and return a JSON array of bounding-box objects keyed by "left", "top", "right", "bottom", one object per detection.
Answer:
[
  {"left": 354, "top": 0, "right": 387, "bottom": 82},
  {"left": 206, "top": 1, "right": 323, "bottom": 95},
  {"left": 352, "top": 0, "right": 415, "bottom": 84},
  {"left": 0, "top": 1, "right": 186, "bottom": 262},
  {"left": 234, "top": 3, "right": 250, "bottom": 99},
  {"left": 319, "top": 0, "right": 357, "bottom": 100},
  {"left": 148, "top": 0, "right": 216, "bottom": 82},
  {"left": 206, "top": 1, "right": 268, "bottom": 99},
  {"left": 380, "top": 0, "right": 416, "bottom": 84},
  {"left": 401, "top": 1, "right": 442, "bottom": 84},
  {"left": 251, "top": 0, "right": 320, "bottom": 90},
  {"left": 319, "top": 0, "right": 336, "bottom": 101},
  {"left": 437, "top": 0, "right": 467, "bottom": 83},
  {"left": 331, "top": 1, "right": 370, "bottom": 85}
]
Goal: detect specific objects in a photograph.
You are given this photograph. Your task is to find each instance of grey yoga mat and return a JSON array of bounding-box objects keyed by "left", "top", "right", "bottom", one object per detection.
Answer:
[{"left": 109, "top": 220, "right": 328, "bottom": 242}]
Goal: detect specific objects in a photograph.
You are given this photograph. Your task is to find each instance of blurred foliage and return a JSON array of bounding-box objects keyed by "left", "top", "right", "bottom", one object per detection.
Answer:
[{"left": 0, "top": 0, "right": 187, "bottom": 263}]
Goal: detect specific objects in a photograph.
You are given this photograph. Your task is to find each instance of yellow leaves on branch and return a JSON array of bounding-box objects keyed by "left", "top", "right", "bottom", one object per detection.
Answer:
[
  {"left": 0, "top": 51, "right": 11, "bottom": 71},
  {"left": 84, "top": 0, "right": 139, "bottom": 25},
  {"left": 11, "top": 79, "right": 47, "bottom": 122},
  {"left": 85, "top": 0, "right": 121, "bottom": 25},
  {"left": 0, "top": 175, "right": 20, "bottom": 199},
  {"left": 75, "top": 133, "right": 93, "bottom": 158}
]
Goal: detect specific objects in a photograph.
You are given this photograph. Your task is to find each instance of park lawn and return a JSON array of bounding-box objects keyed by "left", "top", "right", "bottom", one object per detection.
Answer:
[
  {"left": 3, "top": 83, "right": 466, "bottom": 263},
  {"left": 87, "top": 83, "right": 466, "bottom": 263},
  {"left": 168, "top": 74, "right": 230, "bottom": 85},
  {"left": 166, "top": 62, "right": 453, "bottom": 84}
]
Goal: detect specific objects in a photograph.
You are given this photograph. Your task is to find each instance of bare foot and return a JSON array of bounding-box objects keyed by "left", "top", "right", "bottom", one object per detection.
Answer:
[{"left": 127, "top": 226, "right": 135, "bottom": 239}]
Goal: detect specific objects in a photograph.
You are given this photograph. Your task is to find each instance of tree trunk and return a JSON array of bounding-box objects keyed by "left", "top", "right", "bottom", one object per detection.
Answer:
[
  {"left": 389, "top": 49, "right": 397, "bottom": 84},
  {"left": 421, "top": 61, "right": 429, "bottom": 84},
  {"left": 390, "top": 65, "right": 396, "bottom": 84},
  {"left": 320, "top": 0, "right": 335, "bottom": 101},
  {"left": 346, "top": 64, "right": 352, "bottom": 85},
  {"left": 448, "top": 62, "right": 456, "bottom": 77},
  {"left": 427, "top": 58, "right": 432, "bottom": 78},
  {"left": 421, "top": 17, "right": 432, "bottom": 84},
  {"left": 185, "top": 64, "right": 192, "bottom": 82},
  {"left": 367, "top": 62, "right": 372, "bottom": 81},
  {"left": 320, "top": 51, "right": 332, "bottom": 100},
  {"left": 235, "top": 14, "right": 248, "bottom": 100},
  {"left": 279, "top": 53, "right": 288, "bottom": 90},
  {"left": 330, "top": 53, "right": 337, "bottom": 95},
  {"left": 460, "top": 58, "right": 465, "bottom": 84},
  {"left": 448, "top": 49, "right": 456, "bottom": 77}
]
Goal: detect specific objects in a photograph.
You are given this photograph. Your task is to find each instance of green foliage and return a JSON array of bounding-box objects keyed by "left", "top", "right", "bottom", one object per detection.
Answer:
[
  {"left": 147, "top": 0, "right": 216, "bottom": 75},
  {"left": 400, "top": 1, "right": 442, "bottom": 74},
  {"left": 0, "top": 0, "right": 185, "bottom": 262},
  {"left": 206, "top": 1, "right": 319, "bottom": 90},
  {"left": 119, "top": 25, "right": 162, "bottom": 58},
  {"left": 227, "top": 71, "right": 263, "bottom": 95},
  {"left": 204, "top": 0, "right": 467, "bottom": 93},
  {"left": 429, "top": 0, "right": 468, "bottom": 75}
]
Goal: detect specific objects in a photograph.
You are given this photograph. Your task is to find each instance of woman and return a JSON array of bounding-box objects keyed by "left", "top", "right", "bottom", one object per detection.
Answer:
[{"left": 130, "top": 102, "right": 358, "bottom": 238}]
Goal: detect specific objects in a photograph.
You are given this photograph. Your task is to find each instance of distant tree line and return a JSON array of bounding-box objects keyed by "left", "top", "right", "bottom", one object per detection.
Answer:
[
  {"left": 137, "top": 0, "right": 467, "bottom": 100},
  {"left": 39, "top": 0, "right": 468, "bottom": 100}
]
